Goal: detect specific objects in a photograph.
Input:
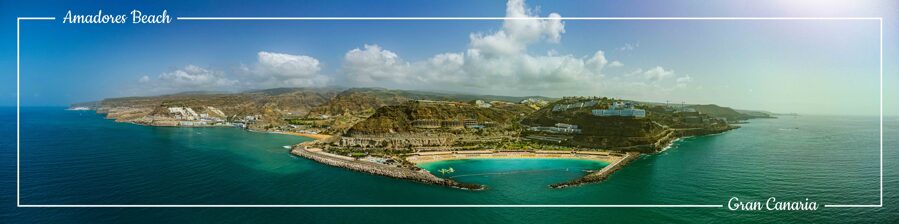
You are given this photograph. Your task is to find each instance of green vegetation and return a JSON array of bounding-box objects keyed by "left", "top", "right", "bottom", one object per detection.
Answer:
[
  {"left": 346, "top": 100, "right": 533, "bottom": 135},
  {"left": 350, "top": 152, "right": 367, "bottom": 158}
]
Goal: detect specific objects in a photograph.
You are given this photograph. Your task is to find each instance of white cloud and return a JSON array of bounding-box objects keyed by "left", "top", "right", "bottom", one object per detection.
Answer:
[
  {"left": 642, "top": 66, "right": 675, "bottom": 82},
  {"left": 413, "top": 52, "right": 468, "bottom": 84},
  {"left": 342, "top": 0, "right": 611, "bottom": 92},
  {"left": 618, "top": 43, "right": 639, "bottom": 51},
  {"left": 147, "top": 65, "right": 238, "bottom": 90},
  {"left": 139, "top": 52, "right": 330, "bottom": 94},
  {"left": 599, "top": 66, "right": 695, "bottom": 100},
  {"left": 255, "top": 51, "right": 321, "bottom": 79},
  {"left": 136, "top": 0, "right": 697, "bottom": 101},
  {"left": 609, "top": 61, "right": 624, "bottom": 67},
  {"left": 676, "top": 75, "right": 693, "bottom": 88},
  {"left": 468, "top": 0, "right": 564, "bottom": 56},
  {"left": 342, "top": 45, "right": 410, "bottom": 83},
  {"left": 243, "top": 51, "right": 330, "bottom": 88}
]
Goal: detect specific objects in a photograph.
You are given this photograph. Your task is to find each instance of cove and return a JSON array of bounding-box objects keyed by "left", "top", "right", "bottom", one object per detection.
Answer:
[{"left": 418, "top": 158, "right": 608, "bottom": 189}]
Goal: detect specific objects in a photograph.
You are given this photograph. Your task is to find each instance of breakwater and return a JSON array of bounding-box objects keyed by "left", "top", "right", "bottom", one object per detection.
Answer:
[
  {"left": 406, "top": 150, "right": 619, "bottom": 164},
  {"left": 291, "top": 146, "right": 484, "bottom": 190},
  {"left": 549, "top": 152, "right": 641, "bottom": 188}
]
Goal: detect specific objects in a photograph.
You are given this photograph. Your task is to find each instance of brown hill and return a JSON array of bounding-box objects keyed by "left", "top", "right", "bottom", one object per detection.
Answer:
[
  {"left": 96, "top": 88, "right": 342, "bottom": 129},
  {"left": 346, "top": 100, "right": 533, "bottom": 135},
  {"left": 307, "top": 87, "right": 552, "bottom": 117}
]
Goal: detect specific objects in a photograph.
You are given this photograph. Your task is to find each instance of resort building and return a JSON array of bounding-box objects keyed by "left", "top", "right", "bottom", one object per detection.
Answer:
[
  {"left": 168, "top": 107, "right": 200, "bottom": 120},
  {"left": 412, "top": 119, "right": 442, "bottom": 129},
  {"left": 527, "top": 123, "right": 582, "bottom": 134},
  {"left": 441, "top": 120, "right": 464, "bottom": 129},
  {"left": 413, "top": 118, "right": 493, "bottom": 130},
  {"left": 464, "top": 119, "right": 478, "bottom": 127},
  {"left": 552, "top": 100, "right": 598, "bottom": 112},
  {"left": 592, "top": 102, "right": 646, "bottom": 118},
  {"left": 474, "top": 100, "right": 492, "bottom": 108},
  {"left": 555, "top": 123, "right": 578, "bottom": 129},
  {"left": 413, "top": 119, "right": 488, "bottom": 129},
  {"left": 520, "top": 98, "right": 549, "bottom": 106}
]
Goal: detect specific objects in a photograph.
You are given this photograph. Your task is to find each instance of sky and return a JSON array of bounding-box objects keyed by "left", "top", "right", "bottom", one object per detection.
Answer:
[{"left": 1, "top": 0, "right": 897, "bottom": 116}]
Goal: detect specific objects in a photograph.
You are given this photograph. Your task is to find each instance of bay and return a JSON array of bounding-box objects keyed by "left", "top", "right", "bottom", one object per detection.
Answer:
[{"left": 1, "top": 107, "right": 895, "bottom": 223}]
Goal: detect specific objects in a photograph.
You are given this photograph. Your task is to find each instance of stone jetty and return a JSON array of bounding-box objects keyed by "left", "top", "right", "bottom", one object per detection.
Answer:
[
  {"left": 291, "top": 146, "right": 484, "bottom": 190},
  {"left": 549, "top": 152, "right": 641, "bottom": 189}
]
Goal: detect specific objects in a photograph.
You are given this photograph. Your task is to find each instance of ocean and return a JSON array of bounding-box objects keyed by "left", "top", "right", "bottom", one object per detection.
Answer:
[{"left": 1, "top": 107, "right": 896, "bottom": 223}]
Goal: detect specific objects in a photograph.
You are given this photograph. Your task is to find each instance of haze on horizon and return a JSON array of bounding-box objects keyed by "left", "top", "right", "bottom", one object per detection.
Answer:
[{"left": 5, "top": 0, "right": 896, "bottom": 116}]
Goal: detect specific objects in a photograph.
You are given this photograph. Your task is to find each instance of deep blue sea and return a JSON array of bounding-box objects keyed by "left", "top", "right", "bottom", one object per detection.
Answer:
[{"left": 1, "top": 107, "right": 896, "bottom": 223}]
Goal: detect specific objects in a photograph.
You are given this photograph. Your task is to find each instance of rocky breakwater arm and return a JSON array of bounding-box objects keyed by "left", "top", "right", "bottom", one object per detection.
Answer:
[
  {"left": 291, "top": 146, "right": 484, "bottom": 190},
  {"left": 550, "top": 152, "right": 641, "bottom": 189}
]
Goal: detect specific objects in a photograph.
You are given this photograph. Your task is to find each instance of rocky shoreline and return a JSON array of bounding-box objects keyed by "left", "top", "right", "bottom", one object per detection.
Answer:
[{"left": 290, "top": 146, "right": 485, "bottom": 191}]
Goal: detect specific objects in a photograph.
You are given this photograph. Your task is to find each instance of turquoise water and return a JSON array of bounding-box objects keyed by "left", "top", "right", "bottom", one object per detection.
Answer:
[
  {"left": 419, "top": 158, "right": 608, "bottom": 192},
  {"left": 2, "top": 107, "right": 897, "bottom": 223}
]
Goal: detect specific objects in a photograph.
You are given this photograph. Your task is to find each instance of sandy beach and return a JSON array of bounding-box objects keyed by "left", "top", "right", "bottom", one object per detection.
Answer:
[
  {"left": 274, "top": 131, "right": 333, "bottom": 140},
  {"left": 406, "top": 150, "right": 623, "bottom": 165}
]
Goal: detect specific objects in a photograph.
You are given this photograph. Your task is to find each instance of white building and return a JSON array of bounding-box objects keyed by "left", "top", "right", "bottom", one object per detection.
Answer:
[
  {"left": 552, "top": 100, "right": 597, "bottom": 112},
  {"left": 592, "top": 102, "right": 646, "bottom": 118},
  {"left": 475, "top": 100, "right": 492, "bottom": 108},
  {"left": 555, "top": 123, "right": 578, "bottom": 129},
  {"left": 168, "top": 107, "right": 200, "bottom": 120},
  {"left": 528, "top": 123, "right": 581, "bottom": 134}
]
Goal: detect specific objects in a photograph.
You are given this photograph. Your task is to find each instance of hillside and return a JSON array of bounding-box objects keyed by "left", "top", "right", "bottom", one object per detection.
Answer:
[
  {"left": 688, "top": 104, "right": 770, "bottom": 121},
  {"left": 346, "top": 100, "right": 533, "bottom": 135},
  {"left": 93, "top": 88, "right": 342, "bottom": 130},
  {"left": 307, "top": 87, "right": 552, "bottom": 117},
  {"left": 520, "top": 98, "right": 667, "bottom": 149},
  {"left": 735, "top": 109, "right": 774, "bottom": 119},
  {"left": 78, "top": 87, "right": 756, "bottom": 148}
]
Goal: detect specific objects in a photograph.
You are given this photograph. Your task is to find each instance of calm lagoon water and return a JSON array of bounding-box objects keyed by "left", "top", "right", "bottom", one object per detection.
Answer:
[
  {"left": 419, "top": 158, "right": 609, "bottom": 192},
  {"left": 1, "top": 107, "right": 896, "bottom": 223}
]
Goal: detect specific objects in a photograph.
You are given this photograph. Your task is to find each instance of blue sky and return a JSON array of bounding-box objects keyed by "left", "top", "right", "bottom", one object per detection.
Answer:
[{"left": 1, "top": 0, "right": 897, "bottom": 116}]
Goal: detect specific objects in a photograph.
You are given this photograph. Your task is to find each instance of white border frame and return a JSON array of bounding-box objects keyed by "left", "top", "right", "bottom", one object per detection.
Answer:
[{"left": 16, "top": 16, "right": 883, "bottom": 208}]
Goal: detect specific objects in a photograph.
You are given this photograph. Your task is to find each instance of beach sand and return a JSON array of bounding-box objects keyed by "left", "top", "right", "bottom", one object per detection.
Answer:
[
  {"left": 406, "top": 151, "right": 621, "bottom": 165},
  {"left": 274, "top": 131, "right": 332, "bottom": 140}
]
